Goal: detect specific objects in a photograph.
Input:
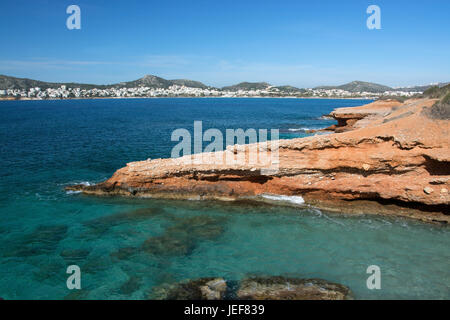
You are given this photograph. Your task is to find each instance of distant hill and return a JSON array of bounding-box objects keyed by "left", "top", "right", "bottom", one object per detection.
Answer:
[
  {"left": 395, "top": 82, "right": 449, "bottom": 92},
  {"left": 0, "top": 74, "right": 210, "bottom": 91},
  {"left": 315, "top": 81, "right": 393, "bottom": 93},
  {"left": 273, "top": 85, "right": 305, "bottom": 93},
  {"left": 171, "top": 79, "right": 209, "bottom": 89},
  {"left": 222, "top": 82, "right": 271, "bottom": 91},
  {"left": 1, "top": 74, "right": 447, "bottom": 95},
  {"left": 114, "top": 75, "right": 172, "bottom": 88},
  {"left": 316, "top": 80, "right": 449, "bottom": 94},
  {"left": 0, "top": 74, "right": 106, "bottom": 90},
  {"left": 106, "top": 75, "right": 211, "bottom": 89},
  {"left": 394, "top": 85, "right": 431, "bottom": 92}
]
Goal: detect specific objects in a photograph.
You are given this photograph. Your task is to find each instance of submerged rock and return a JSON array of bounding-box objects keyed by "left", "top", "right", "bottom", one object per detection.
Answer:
[
  {"left": 2, "top": 225, "right": 68, "bottom": 258},
  {"left": 64, "top": 289, "right": 90, "bottom": 300},
  {"left": 119, "top": 276, "right": 142, "bottom": 295},
  {"left": 110, "top": 246, "right": 140, "bottom": 260},
  {"left": 143, "top": 235, "right": 196, "bottom": 256},
  {"left": 33, "top": 261, "right": 66, "bottom": 282},
  {"left": 169, "top": 215, "right": 226, "bottom": 241},
  {"left": 81, "top": 255, "right": 111, "bottom": 274},
  {"left": 149, "top": 277, "right": 227, "bottom": 300},
  {"left": 60, "top": 248, "right": 91, "bottom": 263},
  {"left": 27, "top": 225, "right": 68, "bottom": 250},
  {"left": 142, "top": 215, "right": 226, "bottom": 257},
  {"left": 83, "top": 207, "right": 168, "bottom": 234},
  {"left": 237, "top": 276, "right": 352, "bottom": 300}
]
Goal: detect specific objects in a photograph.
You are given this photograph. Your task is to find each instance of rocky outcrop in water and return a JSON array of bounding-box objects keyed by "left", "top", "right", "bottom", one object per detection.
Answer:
[
  {"left": 149, "top": 276, "right": 352, "bottom": 300},
  {"left": 67, "top": 98, "right": 450, "bottom": 223},
  {"left": 236, "top": 277, "right": 352, "bottom": 300},
  {"left": 150, "top": 277, "right": 228, "bottom": 300}
]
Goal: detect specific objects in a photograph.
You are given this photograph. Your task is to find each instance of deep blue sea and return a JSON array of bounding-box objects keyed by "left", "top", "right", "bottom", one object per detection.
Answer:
[{"left": 0, "top": 98, "right": 448, "bottom": 300}]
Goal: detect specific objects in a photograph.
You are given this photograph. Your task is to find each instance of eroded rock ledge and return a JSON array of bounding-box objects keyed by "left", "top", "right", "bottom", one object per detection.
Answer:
[{"left": 67, "top": 98, "right": 450, "bottom": 223}]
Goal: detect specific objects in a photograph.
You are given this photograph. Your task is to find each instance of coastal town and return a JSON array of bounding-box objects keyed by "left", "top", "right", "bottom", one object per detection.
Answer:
[{"left": 0, "top": 84, "right": 422, "bottom": 100}]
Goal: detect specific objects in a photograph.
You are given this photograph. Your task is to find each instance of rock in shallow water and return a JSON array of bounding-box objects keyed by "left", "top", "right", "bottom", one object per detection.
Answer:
[
  {"left": 237, "top": 276, "right": 352, "bottom": 300},
  {"left": 149, "top": 277, "right": 227, "bottom": 300},
  {"left": 149, "top": 276, "right": 351, "bottom": 300},
  {"left": 200, "top": 279, "right": 228, "bottom": 300}
]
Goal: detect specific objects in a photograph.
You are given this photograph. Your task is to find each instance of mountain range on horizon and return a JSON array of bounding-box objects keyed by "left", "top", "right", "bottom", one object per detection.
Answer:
[{"left": 0, "top": 74, "right": 448, "bottom": 94}]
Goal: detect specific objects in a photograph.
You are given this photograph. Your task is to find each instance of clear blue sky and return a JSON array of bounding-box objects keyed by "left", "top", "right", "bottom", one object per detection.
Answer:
[{"left": 0, "top": 0, "right": 449, "bottom": 88}]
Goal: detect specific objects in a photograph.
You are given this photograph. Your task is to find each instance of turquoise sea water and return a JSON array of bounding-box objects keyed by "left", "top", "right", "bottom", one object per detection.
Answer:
[{"left": 0, "top": 98, "right": 448, "bottom": 300}]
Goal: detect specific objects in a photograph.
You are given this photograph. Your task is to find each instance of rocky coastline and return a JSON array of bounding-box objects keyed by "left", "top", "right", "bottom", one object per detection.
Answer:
[{"left": 67, "top": 98, "right": 450, "bottom": 223}]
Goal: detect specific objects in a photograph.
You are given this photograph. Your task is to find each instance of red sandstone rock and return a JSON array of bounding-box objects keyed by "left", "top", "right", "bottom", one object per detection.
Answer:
[{"left": 67, "top": 98, "right": 450, "bottom": 223}]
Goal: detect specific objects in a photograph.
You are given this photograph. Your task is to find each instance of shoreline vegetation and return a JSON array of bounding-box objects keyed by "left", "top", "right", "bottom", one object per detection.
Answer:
[{"left": 67, "top": 86, "right": 450, "bottom": 224}]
